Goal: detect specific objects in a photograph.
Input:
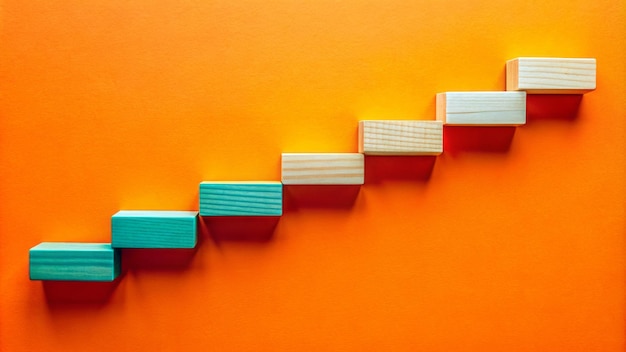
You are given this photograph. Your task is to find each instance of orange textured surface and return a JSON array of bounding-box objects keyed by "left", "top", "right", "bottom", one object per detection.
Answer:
[{"left": 1, "top": 1, "right": 624, "bottom": 351}]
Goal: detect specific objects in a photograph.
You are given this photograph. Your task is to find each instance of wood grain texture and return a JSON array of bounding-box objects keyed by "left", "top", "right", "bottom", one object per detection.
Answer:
[
  {"left": 436, "top": 91, "right": 526, "bottom": 126},
  {"left": 111, "top": 210, "right": 198, "bottom": 248},
  {"left": 506, "top": 57, "right": 596, "bottom": 94},
  {"left": 29, "top": 242, "right": 120, "bottom": 281},
  {"left": 281, "top": 153, "right": 364, "bottom": 185},
  {"left": 199, "top": 181, "right": 283, "bottom": 216},
  {"left": 358, "top": 120, "right": 443, "bottom": 155}
]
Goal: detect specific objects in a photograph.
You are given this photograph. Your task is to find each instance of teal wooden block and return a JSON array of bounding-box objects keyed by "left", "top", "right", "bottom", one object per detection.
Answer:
[
  {"left": 29, "top": 242, "right": 120, "bottom": 282},
  {"left": 199, "top": 181, "right": 283, "bottom": 216},
  {"left": 111, "top": 210, "right": 198, "bottom": 248}
]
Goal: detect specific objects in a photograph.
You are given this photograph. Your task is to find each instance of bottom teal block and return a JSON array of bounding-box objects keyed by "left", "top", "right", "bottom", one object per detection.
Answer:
[{"left": 29, "top": 242, "right": 120, "bottom": 282}]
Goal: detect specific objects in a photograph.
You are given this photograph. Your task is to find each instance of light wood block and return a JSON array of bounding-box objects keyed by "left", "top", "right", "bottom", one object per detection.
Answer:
[
  {"left": 436, "top": 92, "right": 526, "bottom": 126},
  {"left": 358, "top": 120, "right": 443, "bottom": 155},
  {"left": 111, "top": 210, "right": 198, "bottom": 248},
  {"left": 29, "top": 242, "right": 120, "bottom": 281},
  {"left": 506, "top": 57, "right": 596, "bottom": 94},
  {"left": 199, "top": 181, "right": 283, "bottom": 216},
  {"left": 281, "top": 153, "right": 364, "bottom": 185}
]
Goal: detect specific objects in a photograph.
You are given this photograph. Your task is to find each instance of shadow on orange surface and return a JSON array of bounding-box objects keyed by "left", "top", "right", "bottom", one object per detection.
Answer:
[
  {"left": 122, "top": 247, "right": 198, "bottom": 271},
  {"left": 205, "top": 216, "right": 280, "bottom": 242},
  {"left": 364, "top": 156, "right": 436, "bottom": 183},
  {"left": 120, "top": 219, "right": 206, "bottom": 271},
  {"left": 283, "top": 185, "right": 361, "bottom": 210},
  {"left": 443, "top": 126, "right": 516, "bottom": 153},
  {"left": 526, "top": 94, "right": 582, "bottom": 121},
  {"left": 43, "top": 279, "right": 121, "bottom": 306}
]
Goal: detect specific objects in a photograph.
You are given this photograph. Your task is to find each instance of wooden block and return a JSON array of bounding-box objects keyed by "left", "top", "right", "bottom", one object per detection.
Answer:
[
  {"left": 436, "top": 92, "right": 526, "bottom": 126},
  {"left": 506, "top": 57, "right": 596, "bottom": 94},
  {"left": 111, "top": 210, "right": 198, "bottom": 248},
  {"left": 29, "top": 242, "right": 120, "bottom": 281},
  {"left": 358, "top": 120, "right": 443, "bottom": 155},
  {"left": 199, "top": 181, "right": 283, "bottom": 216},
  {"left": 281, "top": 153, "right": 364, "bottom": 185}
]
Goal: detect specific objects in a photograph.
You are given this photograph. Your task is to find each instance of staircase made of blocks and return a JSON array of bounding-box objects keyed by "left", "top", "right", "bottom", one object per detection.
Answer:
[{"left": 29, "top": 57, "right": 597, "bottom": 283}]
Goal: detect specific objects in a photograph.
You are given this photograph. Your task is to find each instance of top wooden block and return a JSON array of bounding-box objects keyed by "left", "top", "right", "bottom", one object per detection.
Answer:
[
  {"left": 358, "top": 120, "right": 443, "bottom": 155},
  {"left": 282, "top": 153, "right": 364, "bottom": 185},
  {"left": 506, "top": 57, "right": 596, "bottom": 94},
  {"left": 436, "top": 91, "right": 526, "bottom": 126}
]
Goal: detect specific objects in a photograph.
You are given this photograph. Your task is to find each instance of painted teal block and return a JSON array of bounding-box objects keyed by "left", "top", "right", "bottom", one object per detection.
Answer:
[
  {"left": 111, "top": 210, "right": 198, "bottom": 248},
  {"left": 29, "top": 242, "right": 120, "bottom": 281},
  {"left": 199, "top": 181, "right": 283, "bottom": 216}
]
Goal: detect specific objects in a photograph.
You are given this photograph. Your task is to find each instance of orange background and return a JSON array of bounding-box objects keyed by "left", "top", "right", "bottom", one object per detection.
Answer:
[{"left": 1, "top": 1, "right": 624, "bottom": 351}]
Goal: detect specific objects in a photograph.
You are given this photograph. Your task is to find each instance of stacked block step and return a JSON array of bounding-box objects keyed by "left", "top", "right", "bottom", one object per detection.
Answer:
[
  {"left": 436, "top": 92, "right": 527, "bottom": 126},
  {"left": 506, "top": 57, "right": 596, "bottom": 94},
  {"left": 199, "top": 181, "right": 283, "bottom": 216},
  {"left": 281, "top": 153, "right": 364, "bottom": 185},
  {"left": 358, "top": 120, "right": 443, "bottom": 155},
  {"left": 111, "top": 210, "right": 198, "bottom": 248},
  {"left": 29, "top": 242, "right": 120, "bottom": 281}
]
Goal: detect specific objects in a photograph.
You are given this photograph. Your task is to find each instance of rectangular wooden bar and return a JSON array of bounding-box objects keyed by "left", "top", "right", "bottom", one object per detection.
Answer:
[
  {"left": 199, "top": 181, "right": 283, "bottom": 216},
  {"left": 506, "top": 57, "right": 596, "bottom": 94},
  {"left": 281, "top": 153, "right": 364, "bottom": 185},
  {"left": 111, "top": 210, "right": 198, "bottom": 248},
  {"left": 358, "top": 120, "right": 443, "bottom": 155},
  {"left": 436, "top": 91, "right": 526, "bottom": 126},
  {"left": 29, "top": 242, "right": 120, "bottom": 281}
]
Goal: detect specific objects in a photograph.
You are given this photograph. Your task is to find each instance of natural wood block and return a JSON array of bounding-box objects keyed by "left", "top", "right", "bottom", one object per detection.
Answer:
[
  {"left": 281, "top": 153, "right": 364, "bottom": 185},
  {"left": 358, "top": 120, "right": 443, "bottom": 155},
  {"left": 436, "top": 92, "right": 526, "bottom": 126},
  {"left": 111, "top": 210, "right": 198, "bottom": 248},
  {"left": 199, "top": 181, "right": 283, "bottom": 216},
  {"left": 506, "top": 57, "right": 596, "bottom": 94},
  {"left": 29, "top": 242, "right": 120, "bottom": 281}
]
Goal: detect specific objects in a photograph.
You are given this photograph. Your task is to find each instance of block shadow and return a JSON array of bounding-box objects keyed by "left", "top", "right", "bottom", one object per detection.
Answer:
[
  {"left": 526, "top": 94, "right": 582, "bottom": 122},
  {"left": 120, "top": 218, "right": 206, "bottom": 271},
  {"left": 443, "top": 126, "right": 516, "bottom": 154},
  {"left": 204, "top": 216, "right": 280, "bottom": 243},
  {"left": 43, "top": 279, "right": 121, "bottom": 306},
  {"left": 364, "top": 156, "right": 436, "bottom": 183},
  {"left": 283, "top": 185, "right": 361, "bottom": 210},
  {"left": 122, "top": 248, "right": 198, "bottom": 271}
]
